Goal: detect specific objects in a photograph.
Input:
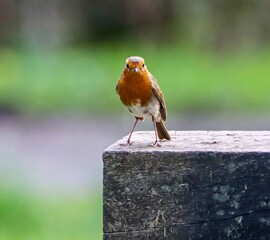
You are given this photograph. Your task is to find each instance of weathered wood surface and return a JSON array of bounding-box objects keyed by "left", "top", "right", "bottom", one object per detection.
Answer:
[{"left": 103, "top": 131, "right": 270, "bottom": 240}]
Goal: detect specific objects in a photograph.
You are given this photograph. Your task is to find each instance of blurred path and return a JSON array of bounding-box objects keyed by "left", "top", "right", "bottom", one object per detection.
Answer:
[
  {"left": 0, "top": 115, "right": 123, "bottom": 196},
  {"left": 0, "top": 113, "right": 269, "bottom": 196}
]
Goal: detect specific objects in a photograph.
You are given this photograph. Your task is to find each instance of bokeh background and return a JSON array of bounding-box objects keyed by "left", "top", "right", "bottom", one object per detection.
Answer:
[{"left": 1, "top": 0, "right": 270, "bottom": 239}]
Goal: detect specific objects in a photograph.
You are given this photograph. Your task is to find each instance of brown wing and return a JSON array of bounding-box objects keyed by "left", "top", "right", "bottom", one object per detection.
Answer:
[
  {"left": 116, "top": 83, "right": 119, "bottom": 95},
  {"left": 150, "top": 74, "right": 167, "bottom": 121}
]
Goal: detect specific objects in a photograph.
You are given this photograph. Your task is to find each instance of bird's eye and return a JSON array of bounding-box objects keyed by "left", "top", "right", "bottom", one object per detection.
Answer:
[
  {"left": 142, "top": 64, "right": 145, "bottom": 67},
  {"left": 126, "top": 64, "right": 129, "bottom": 68}
]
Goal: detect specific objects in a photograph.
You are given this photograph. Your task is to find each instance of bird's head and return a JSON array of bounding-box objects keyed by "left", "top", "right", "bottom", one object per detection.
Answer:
[{"left": 124, "top": 56, "right": 147, "bottom": 74}]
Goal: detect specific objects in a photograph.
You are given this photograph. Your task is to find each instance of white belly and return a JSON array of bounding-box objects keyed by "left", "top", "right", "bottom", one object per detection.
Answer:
[{"left": 126, "top": 97, "right": 160, "bottom": 120}]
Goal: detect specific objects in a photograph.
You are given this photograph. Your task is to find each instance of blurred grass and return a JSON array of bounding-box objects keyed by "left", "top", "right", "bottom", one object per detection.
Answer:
[
  {"left": 0, "top": 44, "right": 270, "bottom": 114},
  {"left": 0, "top": 187, "right": 102, "bottom": 240}
]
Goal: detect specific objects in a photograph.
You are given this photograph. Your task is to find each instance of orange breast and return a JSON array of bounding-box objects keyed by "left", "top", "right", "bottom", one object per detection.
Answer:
[{"left": 117, "top": 73, "right": 152, "bottom": 107}]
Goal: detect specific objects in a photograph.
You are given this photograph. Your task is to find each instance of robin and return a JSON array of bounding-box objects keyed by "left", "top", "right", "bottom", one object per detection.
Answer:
[{"left": 116, "top": 56, "right": 171, "bottom": 146}]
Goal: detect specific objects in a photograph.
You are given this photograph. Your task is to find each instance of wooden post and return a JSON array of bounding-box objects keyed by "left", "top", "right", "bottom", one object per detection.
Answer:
[{"left": 103, "top": 131, "right": 270, "bottom": 240}]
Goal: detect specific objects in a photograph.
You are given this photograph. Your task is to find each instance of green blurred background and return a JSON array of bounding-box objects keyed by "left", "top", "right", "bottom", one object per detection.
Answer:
[{"left": 1, "top": 0, "right": 270, "bottom": 239}]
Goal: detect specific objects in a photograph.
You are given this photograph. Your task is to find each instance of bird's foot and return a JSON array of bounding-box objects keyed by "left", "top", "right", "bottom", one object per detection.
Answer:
[
  {"left": 151, "top": 141, "right": 161, "bottom": 147},
  {"left": 120, "top": 141, "right": 132, "bottom": 146}
]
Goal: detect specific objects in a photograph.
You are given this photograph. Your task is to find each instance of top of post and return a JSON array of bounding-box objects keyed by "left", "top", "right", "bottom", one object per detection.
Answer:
[{"left": 104, "top": 131, "right": 270, "bottom": 153}]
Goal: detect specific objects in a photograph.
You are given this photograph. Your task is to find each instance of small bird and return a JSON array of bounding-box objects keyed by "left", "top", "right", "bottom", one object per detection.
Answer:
[{"left": 116, "top": 56, "right": 171, "bottom": 146}]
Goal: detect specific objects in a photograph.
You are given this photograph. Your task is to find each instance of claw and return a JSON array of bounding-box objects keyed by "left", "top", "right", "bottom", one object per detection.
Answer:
[
  {"left": 120, "top": 141, "right": 132, "bottom": 146},
  {"left": 152, "top": 141, "right": 161, "bottom": 147}
]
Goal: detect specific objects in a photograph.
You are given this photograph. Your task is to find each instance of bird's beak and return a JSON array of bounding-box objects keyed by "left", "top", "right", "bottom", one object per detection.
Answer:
[{"left": 133, "top": 67, "right": 139, "bottom": 72}]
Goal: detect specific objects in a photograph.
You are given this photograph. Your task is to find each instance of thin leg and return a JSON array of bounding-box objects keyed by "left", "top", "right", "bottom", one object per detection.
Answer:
[
  {"left": 152, "top": 117, "right": 161, "bottom": 147},
  {"left": 124, "top": 118, "right": 139, "bottom": 145}
]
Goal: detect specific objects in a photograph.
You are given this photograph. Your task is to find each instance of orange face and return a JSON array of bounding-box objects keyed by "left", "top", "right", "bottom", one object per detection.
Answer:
[
  {"left": 118, "top": 56, "right": 152, "bottom": 106},
  {"left": 123, "top": 56, "right": 148, "bottom": 75}
]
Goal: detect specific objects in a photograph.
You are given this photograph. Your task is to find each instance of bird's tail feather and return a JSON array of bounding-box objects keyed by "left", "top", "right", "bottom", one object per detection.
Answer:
[{"left": 156, "top": 121, "right": 171, "bottom": 140}]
